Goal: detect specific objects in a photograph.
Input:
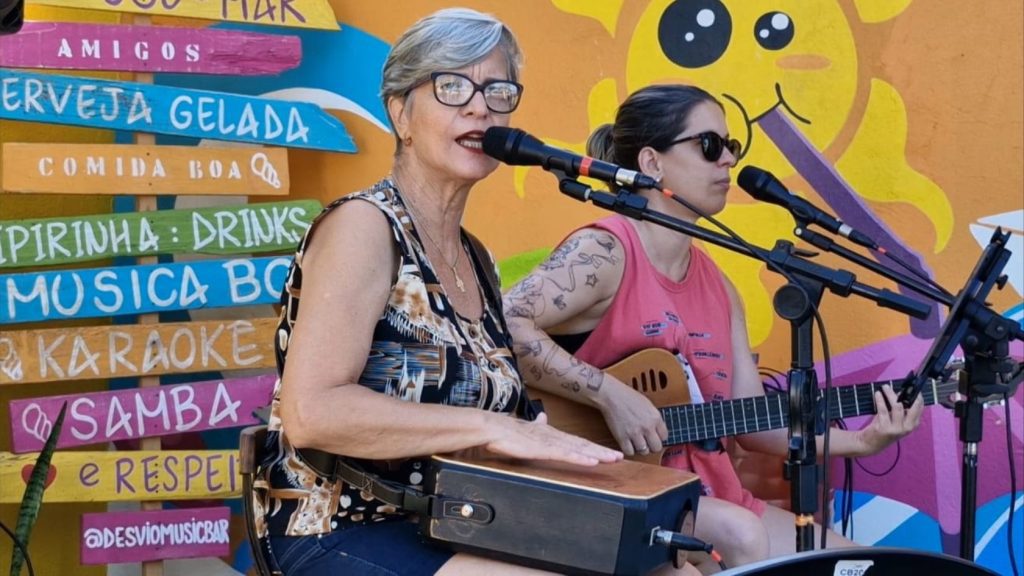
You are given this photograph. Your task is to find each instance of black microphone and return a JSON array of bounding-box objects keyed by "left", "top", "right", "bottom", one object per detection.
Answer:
[
  {"left": 738, "top": 166, "right": 878, "bottom": 250},
  {"left": 483, "top": 126, "right": 662, "bottom": 190}
]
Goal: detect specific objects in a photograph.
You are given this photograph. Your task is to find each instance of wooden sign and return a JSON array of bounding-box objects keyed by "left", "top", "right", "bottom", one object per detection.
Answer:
[
  {"left": 10, "top": 373, "right": 275, "bottom": 452},
  {"left": 81, "top": 506, "right": 231, "bottom": 565},
  {"left": 0, "top": 450, "right": 240, "bottom": 503},
  {"left": 3, "top": 143, "right": 293, "bottom": 196},
  {"left": 0, "top": 318, "right": 276, "bottom": 386},
  {"left": 30, "top": 0, "right": 340, "bottom": 30},
  {"left": 0, "top": 255, "right": 291, "bottom": 324},
  {"left": 0, "top": 70, "right": 355, "bottom": 152},
  {"left": 0, "top": 199, "right": 316, "bottom": 268},
  {"left": 0, "top": 22, "right": 302, "bottom": 75}
]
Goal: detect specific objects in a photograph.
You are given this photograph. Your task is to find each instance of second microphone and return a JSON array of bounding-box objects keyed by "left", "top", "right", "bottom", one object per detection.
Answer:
[{"left": 482, "top": 126, "right": 662, "bottom": 191}]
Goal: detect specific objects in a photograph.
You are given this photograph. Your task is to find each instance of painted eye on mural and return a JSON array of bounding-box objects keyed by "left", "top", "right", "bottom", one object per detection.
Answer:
[
  {"left": 658, "top": 0, "right": 732, "bottom": 69},
  {"left": 753, "top": 12, "right": 794, "bottom": 50}
]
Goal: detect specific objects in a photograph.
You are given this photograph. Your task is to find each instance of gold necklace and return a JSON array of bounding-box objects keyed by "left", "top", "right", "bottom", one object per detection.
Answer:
[{"left": 398, "top": 183, "right": 466, "bottom": 293}]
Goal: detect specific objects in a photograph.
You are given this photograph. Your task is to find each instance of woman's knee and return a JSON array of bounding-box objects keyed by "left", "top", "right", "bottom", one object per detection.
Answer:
[
  {"left": 724, "top": 509, "right": 770, "bottom": 561},
  {"left": 696, "top": 501, "right": 770, "bottom": 563}
]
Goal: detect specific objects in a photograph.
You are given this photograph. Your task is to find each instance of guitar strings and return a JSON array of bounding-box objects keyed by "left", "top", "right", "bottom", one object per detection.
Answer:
[{"left": 659, "top": 379, "right": 951, "bottom": 444}]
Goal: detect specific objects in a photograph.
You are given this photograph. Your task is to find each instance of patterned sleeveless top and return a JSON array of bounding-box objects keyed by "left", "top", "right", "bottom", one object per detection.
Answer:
[{"left": 254, "top": 178, "right": 525, "bottom": 538}]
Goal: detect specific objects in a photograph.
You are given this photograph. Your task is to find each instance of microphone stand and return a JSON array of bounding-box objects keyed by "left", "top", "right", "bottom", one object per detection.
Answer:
[
  {"left": 891, "top": 228, "right": 1022, "bottom": 560},
  {"left": 791, "top": 222, "right": 1022, "bottom": 560},
  {"left": 558, "top": 179, "right": 931, "bottom": 553},
  {"left": 793, "top": 227, "right": 954, "bottom": 307}
]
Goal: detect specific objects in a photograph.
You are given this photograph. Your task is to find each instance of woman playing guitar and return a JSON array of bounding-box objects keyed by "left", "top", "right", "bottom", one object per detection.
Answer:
[{"left": 503, "top": 84, "right": 924, "bottom": 574}]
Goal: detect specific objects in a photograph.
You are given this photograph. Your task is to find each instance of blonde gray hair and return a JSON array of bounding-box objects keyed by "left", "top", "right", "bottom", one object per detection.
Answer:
[{"left": 381, "top": 8, "right": 522, "bottom": 128}]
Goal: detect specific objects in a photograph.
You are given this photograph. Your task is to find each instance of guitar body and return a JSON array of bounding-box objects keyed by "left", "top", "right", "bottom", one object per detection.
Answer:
[{"left": 528, "top": 348, "right": 690, "bottom": 464}]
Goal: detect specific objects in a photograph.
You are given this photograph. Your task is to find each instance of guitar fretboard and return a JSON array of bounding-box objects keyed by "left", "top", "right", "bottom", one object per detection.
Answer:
[{"left": 661, "top": 377, "right": 946, "bottom": 446}]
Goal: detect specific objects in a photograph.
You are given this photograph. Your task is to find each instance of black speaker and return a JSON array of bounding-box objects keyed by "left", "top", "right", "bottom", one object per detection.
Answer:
[
  {"left": 717, "top": 547, "right": 998, "bottom": 576},
  {"left": 1, "top": 0, "right": 24, "bottom": 36},
  {"left": 421, "top": 452, "right": 702, "bottom": 576}
]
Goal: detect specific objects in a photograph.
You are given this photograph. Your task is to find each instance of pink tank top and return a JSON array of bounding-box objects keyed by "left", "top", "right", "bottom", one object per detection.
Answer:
[{"left": 574, "top": 215, "right": 765, "bottom": 515}]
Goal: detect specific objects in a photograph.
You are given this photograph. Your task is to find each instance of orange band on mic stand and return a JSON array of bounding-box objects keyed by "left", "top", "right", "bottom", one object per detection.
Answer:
[{"left": 579, "top": 156, "right": 593, "bottom": 177}]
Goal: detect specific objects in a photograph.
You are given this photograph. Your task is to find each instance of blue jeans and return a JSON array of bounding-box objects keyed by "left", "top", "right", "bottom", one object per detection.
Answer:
[{"left": 268, "top": 520, "right": 454, "bottom": 575}]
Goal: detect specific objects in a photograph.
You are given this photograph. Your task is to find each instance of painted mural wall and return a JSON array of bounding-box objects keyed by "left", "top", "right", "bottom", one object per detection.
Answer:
[{"left": 1, "top": 1, "right": 1021, "bottom": 574}]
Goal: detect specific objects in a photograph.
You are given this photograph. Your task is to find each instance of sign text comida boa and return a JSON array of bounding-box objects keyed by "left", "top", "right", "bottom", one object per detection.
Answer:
[
  {"left": 0, "top": 70, "right": 354, "bottom": 152},
  {"left": 2, "top": 144, "right": 295, "bottom": 196}
]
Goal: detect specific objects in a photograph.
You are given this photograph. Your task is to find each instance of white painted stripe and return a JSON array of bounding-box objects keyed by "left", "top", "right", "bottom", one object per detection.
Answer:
[
  {"left": 975, "top": 493, "right": 1024, "bottom": 558},
  {"left": 847, "top": 495, "right": 919, "bottom": 545}
]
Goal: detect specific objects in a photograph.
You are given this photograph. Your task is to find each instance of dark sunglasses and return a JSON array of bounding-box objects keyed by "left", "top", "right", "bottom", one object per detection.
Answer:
[
  {"left": 666, "top": 131, "right": 742, "bottom": 162},
  {"left": 429, "top": 71, "right": 523, "bottom": 114}
]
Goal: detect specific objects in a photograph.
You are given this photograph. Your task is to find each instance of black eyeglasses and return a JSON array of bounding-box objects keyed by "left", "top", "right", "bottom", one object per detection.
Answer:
[
  {"left": 666, "top": 131, "right": 742, "bottom": 162},
  {"left": 429, "top": 71, "right": 523, "bottom": 114}
]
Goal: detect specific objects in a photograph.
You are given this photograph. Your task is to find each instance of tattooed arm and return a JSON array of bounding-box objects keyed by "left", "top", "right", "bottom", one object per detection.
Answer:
[{"left": 503, "top": 229, "right": 668, "bottom": 456}]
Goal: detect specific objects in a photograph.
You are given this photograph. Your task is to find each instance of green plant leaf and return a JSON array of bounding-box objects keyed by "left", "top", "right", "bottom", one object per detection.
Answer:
[{"left": 10, "top": 402, "right": 66, "bottom": 576}]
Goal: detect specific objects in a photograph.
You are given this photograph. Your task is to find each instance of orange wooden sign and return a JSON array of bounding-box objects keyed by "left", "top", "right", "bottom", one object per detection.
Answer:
[
  {"left": 2, "top": 144, "right": 290, "bottom": 196},
  {"left": 0, "top": 317, "right": 277, "bottom": 386}
]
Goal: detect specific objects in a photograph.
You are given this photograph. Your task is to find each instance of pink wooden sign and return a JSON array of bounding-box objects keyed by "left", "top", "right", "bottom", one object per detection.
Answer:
[
  {"left": 81, "top": 506, "right": 231, "bottom": 564},
  {"left": 8, "top": 373, "right": 275, "bottom": 453},
  {"left": 0, "top": 22, "right": 301, "bottom": 75}
]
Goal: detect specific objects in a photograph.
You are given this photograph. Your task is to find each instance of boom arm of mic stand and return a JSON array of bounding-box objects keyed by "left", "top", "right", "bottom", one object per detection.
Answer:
[
  {"left": 558, "top": 179, "right": 932, "bottom": 320},
  {"left": 795, "top": 227, "right": 954, "bottom": 306}
]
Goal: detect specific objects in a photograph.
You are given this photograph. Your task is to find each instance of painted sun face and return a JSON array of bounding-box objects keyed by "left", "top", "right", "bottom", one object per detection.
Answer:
[{"left": 628, "top": 0, "right": 858, "bottom": 169}]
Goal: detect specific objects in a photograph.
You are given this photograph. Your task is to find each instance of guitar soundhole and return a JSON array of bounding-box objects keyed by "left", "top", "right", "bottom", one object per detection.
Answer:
[
  {"left": 630, "top": 370, "right": 652, "bottom": 392},
  {"left": 630, "top": 370, "right": 669, "bottom": 392}
]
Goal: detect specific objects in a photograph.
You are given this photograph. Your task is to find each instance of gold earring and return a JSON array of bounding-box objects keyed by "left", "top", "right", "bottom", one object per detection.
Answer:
[{"left": 403, "top": 135, "right": 413, "bottom": 147}]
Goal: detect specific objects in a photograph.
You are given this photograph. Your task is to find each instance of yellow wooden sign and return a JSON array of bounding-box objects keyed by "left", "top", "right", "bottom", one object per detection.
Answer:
[
  {"left": 28, "top": 0, "right": 340, "bottom": 30},
  {"left": 0, "top": 450, "right": 241, "bottom": 503},
  {"left": 0, "top": 318, "right": 277, "bottom": 386},
  {"left": 2, "top": 144, "right": 290, "bottom": 196}
]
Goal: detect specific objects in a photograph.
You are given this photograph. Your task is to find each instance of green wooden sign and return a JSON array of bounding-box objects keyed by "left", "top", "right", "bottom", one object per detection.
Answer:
[{"left": 0, "top": 200, "right": 319, "bottom": 268}]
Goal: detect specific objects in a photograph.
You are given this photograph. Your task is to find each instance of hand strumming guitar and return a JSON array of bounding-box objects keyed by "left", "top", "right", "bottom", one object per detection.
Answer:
[{"left": 593, "top": 372, "right": 669, "bottom": 457}]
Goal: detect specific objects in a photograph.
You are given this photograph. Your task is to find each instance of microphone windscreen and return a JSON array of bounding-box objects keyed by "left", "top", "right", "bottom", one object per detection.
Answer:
[
  {"left": 483, "top": 127, "right": 516, "bottom": 162},
  {"left": 737, "top": 165, "right": 770, "bottom": 195}
]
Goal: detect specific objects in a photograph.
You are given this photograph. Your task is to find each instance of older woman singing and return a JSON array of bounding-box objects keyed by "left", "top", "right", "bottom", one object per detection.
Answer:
[{"left": 252, "top": 8, "right": 696, "bottom": 576}]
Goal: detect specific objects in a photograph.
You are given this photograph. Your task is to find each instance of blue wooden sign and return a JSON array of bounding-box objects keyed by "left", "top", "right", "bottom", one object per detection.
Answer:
[
  {"left": 0, "top": 256, "right": 291, "bottom": 324},
  {"left": 0, "top": 70, "right": 354, "bottom": 152}
]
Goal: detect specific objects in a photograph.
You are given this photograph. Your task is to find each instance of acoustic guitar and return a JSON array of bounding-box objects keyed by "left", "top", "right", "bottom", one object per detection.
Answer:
[{"left": 529, "top": 348, "right": 959, "bottom": 464}]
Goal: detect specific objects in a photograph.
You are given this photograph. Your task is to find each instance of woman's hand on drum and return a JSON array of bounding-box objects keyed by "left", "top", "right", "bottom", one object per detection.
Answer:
[{"left": 484, "top": 412, "right": 623, "bottom": 466}]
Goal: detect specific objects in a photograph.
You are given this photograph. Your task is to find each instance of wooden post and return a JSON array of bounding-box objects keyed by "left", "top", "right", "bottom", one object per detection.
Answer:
[{"left": 131, "top": 13, "right": 164, "bottom": 576}]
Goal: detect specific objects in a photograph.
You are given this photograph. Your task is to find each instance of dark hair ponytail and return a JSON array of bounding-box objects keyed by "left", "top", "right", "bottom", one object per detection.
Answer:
[
  {"left": 586, "top": 123, "right": 616, "bottom": 163},
  {"left": 587, "top": 85, "right": 720, "bottom": 190}
]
